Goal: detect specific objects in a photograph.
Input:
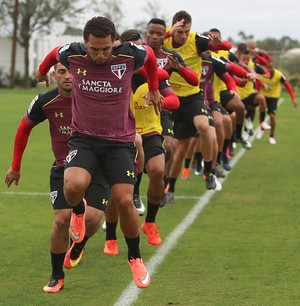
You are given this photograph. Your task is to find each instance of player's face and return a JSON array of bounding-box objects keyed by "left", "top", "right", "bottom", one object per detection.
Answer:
[
  {"left": 146, "top": 23, "right": 166, "bottom": 50},
  {"left": 172, "top": 23, "right": 191, "bottom": 46},
  {"left": 85, "top": 34, "right": 114, "bottom": 65},
  {"left": 52, "top": 63, "right": 73, "bottom": 93},
  {"left": 240, "top": 54, "right": 251, "bottom": 66}
]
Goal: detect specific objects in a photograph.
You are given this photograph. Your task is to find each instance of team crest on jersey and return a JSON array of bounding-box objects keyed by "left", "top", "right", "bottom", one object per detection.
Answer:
[
  {"left": 202, "top": 66, "right": 209, "bottom": 76},
  {"left": 157, "top": 58, "right": 168, "bottom": 69},
  {"left": 111, "top": 64, "right": 126, "bottom": 79},
  {"left": 66, "top": 149, "right": 78, "bottom": 163},
  {"left": 50, "top": 191, "right": 58, "bottom": 205}
]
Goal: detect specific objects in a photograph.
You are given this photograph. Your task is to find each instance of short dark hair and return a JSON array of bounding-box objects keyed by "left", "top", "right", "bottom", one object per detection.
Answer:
[
  {"left": 83, "top": 16, "right": 116, "bottom": 41},
  {"left": 237, "top": 43, "right": 247, "bottom": 52},
  {"left": 241, "top": 48, "right": 250, "bottom": 55},
  {"left": 172, "top": 10, "right": 191, "bottom": 26},
  {"left": 147, "top": 18, "right": 166, "bottom": 27},
  {"left": 120, "top": 29, "right": 142, "bottom": 43},
  {"left": 209, "top": 28, "right": 221, "bottom": 33}
]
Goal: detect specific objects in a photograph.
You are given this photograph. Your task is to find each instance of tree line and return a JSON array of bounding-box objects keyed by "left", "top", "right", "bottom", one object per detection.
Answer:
[{"left": 1, "top": 0, "right": 299, "bottom": 88}]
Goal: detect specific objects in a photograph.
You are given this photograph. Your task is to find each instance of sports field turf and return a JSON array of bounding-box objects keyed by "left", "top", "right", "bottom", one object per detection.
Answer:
[{"left": 0, "top": 89, "right": 299, "bottom": 305}]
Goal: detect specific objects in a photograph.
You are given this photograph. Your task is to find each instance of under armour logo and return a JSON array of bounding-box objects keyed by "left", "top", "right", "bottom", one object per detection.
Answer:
[
  {"left": 102, "top": 199, "right": 108, "bottom": 205},
  {"left": 54, "top": 112, "right": 63, "bottom": 118},
  {"left": 126, "top": 170, "right": 135, "bottom": 177},
  {"left": 77, "top": 68, "right": 87, "bottom": 76}
]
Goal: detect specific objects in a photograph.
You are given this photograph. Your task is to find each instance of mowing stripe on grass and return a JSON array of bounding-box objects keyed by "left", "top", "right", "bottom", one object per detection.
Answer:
[{"left": 113, "top": 98, "right": 283, "bottom": 306}]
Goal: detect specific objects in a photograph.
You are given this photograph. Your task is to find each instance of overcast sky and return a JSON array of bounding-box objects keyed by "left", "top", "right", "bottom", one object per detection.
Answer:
[{"left": 114, "top": 0, "right": 300, "bottom": 41}]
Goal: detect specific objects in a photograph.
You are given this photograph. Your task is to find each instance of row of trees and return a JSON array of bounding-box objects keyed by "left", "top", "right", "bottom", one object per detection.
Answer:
[{"left": 1, "top": 0, "right": 300, "bottom": 88}]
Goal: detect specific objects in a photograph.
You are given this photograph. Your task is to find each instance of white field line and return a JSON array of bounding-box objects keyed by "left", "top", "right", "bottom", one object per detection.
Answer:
[{"left": 114, "top": 99, "right": 283, "bottom": 306}]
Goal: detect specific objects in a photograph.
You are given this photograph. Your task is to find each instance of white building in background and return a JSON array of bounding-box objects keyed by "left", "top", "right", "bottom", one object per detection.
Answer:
[{"left": 0, "top": 35, "right": 82, "bottom": 85}]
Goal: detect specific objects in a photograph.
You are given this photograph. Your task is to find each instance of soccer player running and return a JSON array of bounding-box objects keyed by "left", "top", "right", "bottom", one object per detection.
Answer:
[
  {"left": 259, "top": 58, "right": 297, "bottom": 144},
  {"left": 35, "top": 16, "right": 162, "bottom": 289},
  {"left": 5, "top": 63, "right": 109, "bottom": 293},
  {"left": 163, "top": 11, "right": 232, "bottom": 200},
  {"left": 144, "top": 17, "right": 200, "bottom": 203}
]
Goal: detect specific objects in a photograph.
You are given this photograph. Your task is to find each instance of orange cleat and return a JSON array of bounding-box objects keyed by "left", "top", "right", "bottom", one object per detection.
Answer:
[
  {"left": 141, "top": 222, "right": 162, "bottom": 246},
  {"left": 43, "top": 277, "right": 64, "bottom": 293},
  {"left": 69, "top": 198, "right": 87, "bottom": 243},
  {"left": 103, "top": 239, "right": 119, "bottom": 256},
  {"left": 128, "top": 257, "right": 150, "bottom": 288}
]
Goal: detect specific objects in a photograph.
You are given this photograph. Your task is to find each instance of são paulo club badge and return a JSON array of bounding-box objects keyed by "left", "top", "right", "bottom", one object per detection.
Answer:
[{"left": 111, "top": 64, "right": 126, "bottom": 79}]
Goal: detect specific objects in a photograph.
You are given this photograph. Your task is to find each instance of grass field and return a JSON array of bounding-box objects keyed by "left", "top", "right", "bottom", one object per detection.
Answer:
[{"left": 0, "top": 89, "right": 299, "bottom": 306}]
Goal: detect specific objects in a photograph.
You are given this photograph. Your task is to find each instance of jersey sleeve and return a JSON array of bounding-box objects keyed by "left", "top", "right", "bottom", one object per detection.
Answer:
[{"left": 26, "top": 94, "right": 47, "bottom": 123}]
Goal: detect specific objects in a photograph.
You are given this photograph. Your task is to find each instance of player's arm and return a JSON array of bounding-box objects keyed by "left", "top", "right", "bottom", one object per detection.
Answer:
[
  {"left": 143, "top": 45, "right": 163, "bottom": 115},
  {"left": 159, "top": 82, "right": 180, "bottom": 110},
  {"left": 281, "top": 75, "right": 297, "bottom": 108},
  {"left": 35, "top": 46, "right": 60, "bottom": 87},
  {"left": 5, "top": 114, "right": 38, "bottom": 187}
]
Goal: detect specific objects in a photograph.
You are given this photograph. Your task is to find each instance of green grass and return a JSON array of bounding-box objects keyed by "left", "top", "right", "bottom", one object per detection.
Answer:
[{"left": 0, "top": 89, "right": 299, "bottom": 306}]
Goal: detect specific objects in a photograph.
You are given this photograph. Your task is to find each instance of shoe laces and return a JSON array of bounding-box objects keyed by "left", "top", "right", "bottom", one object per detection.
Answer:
[
  {"left": 145, "top": 223, "right": 160, "bottom": 237},
  {"left": 106, "top": 240, "right": 117, "bottom": 249}
]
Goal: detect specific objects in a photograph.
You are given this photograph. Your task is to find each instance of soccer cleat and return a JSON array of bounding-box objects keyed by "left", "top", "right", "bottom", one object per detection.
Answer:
[
  {"left": 166, "top": 191, "right": 174, "bottom": 204},
  {"left": 69, "top": 198, "right": 87, "bottom": 243},
  {"left": 160, "top": 185, "right": 169, "bottom": 208},
  {"left": 133, "top": 194, "right": 146, "bottom": 216},
  {"left": 269, "top": 137, "right": 277, "bottom": 145},
  {"left": 215, "top": 163, "right": 226, "bottom": 178},
  {"left": 222, "top": 152, "right": 232, "bottom": 171},
  {"left": 245, "top": 117, "right": 253, "bottom": 130},
  {"left": 213, "top": 175, "right": 222, "bottom": 191},
  {"left": 261, "top": 121, "right": 271, "bottom": 130},
  {"left": 194, "top": 169, "right": 202, "bottom": 176},
  {"left": 141, "top": 222, "right": 162, "bottom": 246},
  {"left": 102, "top": 221, "right": 107, "bottom": 231},
  {"left": 181, "top": 168, "right": 191, "bottom": 180},
  {"left": 103, "top": 239, "right": 119, "bottom": 255},
  {"left": 64, "top": 241, "right": 84, "bottom": 269},
  {"left": 128, "top": 257, "right": 150, "bottom": 289},
  {"left": 203, "top": 173, "right": 216, "bottom": 190},
  {"left": 256, "top": 128, "right": 264, "bottom": 139},
  {"left": 235, "top": 136, "right": 252, "bottom": 150},
  {"left": 43, "top": 276, "right": 64, "bottom": 293}
]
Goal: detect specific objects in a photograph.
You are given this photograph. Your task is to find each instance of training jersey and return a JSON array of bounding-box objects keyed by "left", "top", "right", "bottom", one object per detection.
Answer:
[
  {"left": 27, "top": 87, "right": 72, "bottom": 166},
  {"left": 57, "top": 41, "right": 150, "bottom": 142},
  {"left": 131, "top": 74, "right": 174, "bottom": 135},
  {"left": 259, "top": 69, "right": 286, "bottom": 98},
  {"left": 164, "top": 31, "right": 210, "bottom": 97},
  {"left": 201, "top": 54, "right": 229, "bottom": 106}
]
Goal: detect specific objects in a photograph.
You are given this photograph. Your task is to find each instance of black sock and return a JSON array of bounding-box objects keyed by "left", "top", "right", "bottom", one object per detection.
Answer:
[
  {"left": 260, "top": 112, "right": 266, "bottom": 123},
  {"left": 222, "top": 139, "right": 230, "bottom": 154},
  {"left": 70, "top": 235, "right": 89, "bottom": 260},
  {"left": 184, "top": 158, "right": 191, "bottom": 169},
  {"left": 204, "top": 160, "right": 212, "bottom": 175},
  {"left": 51, "top": 252, "right": 65, "bottom": 279},
  {"left": 145, "top": 202, "right": 159, "bottom": 223},
  {"left": 163, "top": 175, "right": 169, "bottom": 188},
  {"left": 217, "top": 152, "right": 221, "bottom": 164},
  {"left": 133, "top": 173, "right": 143, "bottom": 195},
  {"left": 106, "top": 221, "right": 118, "bottom": 240},
  {"left": 73, "top": 200, "right": 85, "bottom": 215},
  {"left": 194, "top": 152, "right": 202, "bottom": 172},
  {"left": 168, "top": 178, "right": 177, "bottom": 193},
  {"left": 236, "top": 124, "right": 242, "bottom": 138},
  {"left": 125, "top": 235, "right": 141, "bottom": 261}
]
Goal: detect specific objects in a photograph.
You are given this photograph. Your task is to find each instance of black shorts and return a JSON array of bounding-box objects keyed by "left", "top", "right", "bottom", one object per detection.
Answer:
[
  {"left": 242, "top": 93, "right": 258, "bottom": 108},
  {"left": 265, "top": 97, "right": 278, "bottom": 114},
  {"left": 206, "top": 108, "right": 215, "bottom": 127},
  {"left": 160, "top": 110, "right": 174, "bottom": 137},
  {"left": 220, "top": 90, "right": 235, "bottom": 108},
  {"left": 50, "top": 165, "right": 110, "bottom": 211},
  {"left": 65, "top": 135, "right": 137, "bottom": 187},
  {"left": 141, "top": 134, "right": 165, "bottom": 165},
  {"left": 171, "top": 92, "right": 208, "bottom": 139},
  {"left": 210, "top": 102, "right": 229, "bottom": 115}
]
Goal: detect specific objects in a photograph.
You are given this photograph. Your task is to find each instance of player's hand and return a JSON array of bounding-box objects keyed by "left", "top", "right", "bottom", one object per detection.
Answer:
[
  {"left": 170, "top": 19, "right": 185, "bottom": 36},
  {"left": 207, "top": 33, "right": 221, "bottom": 46},
  {"left": 167, "top": 54, "right": 181, "bottom": 70},
  {"left": 144, "top": 90, "right": 163, "bottom": 115},
  {"left": 292, "top": 99, "right": 298, "bottom": 108},
  {"left": 35, "top": 68, "right": 50, "bottom": 88},
  {"left": 5, "top": 167, "right": 21, "bottom": 188}
]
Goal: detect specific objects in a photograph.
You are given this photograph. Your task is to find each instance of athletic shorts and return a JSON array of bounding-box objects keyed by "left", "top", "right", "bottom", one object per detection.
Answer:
[
  {"left": 171, "top": 92, "right": 208, "bottom": 139},
  {"left": 220, "top": 90, "right": 235, "bottom": 108},
  {"left": 65, "top": 135, "right": 137, "bottom": 187},
  {"left": 206, "top": 108, "right": 215, "bottom": 127},
  {"left": 210, "top": 101, "right": 229, "bottom": 115},
  {"left": 50, "top": 165, "right": 110, "bottom": 211},
  {"left": 141, "top": 134, "right": 165, "bottom": 165},
  {"left": 265, "top": 97, "right": 278, "bottom": 114},
  {"left": 242, "top": 93, "right": 259, "bottom": 108},
  {"left": 160, "top": 110, "right": 174, "bottom": 137}
]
